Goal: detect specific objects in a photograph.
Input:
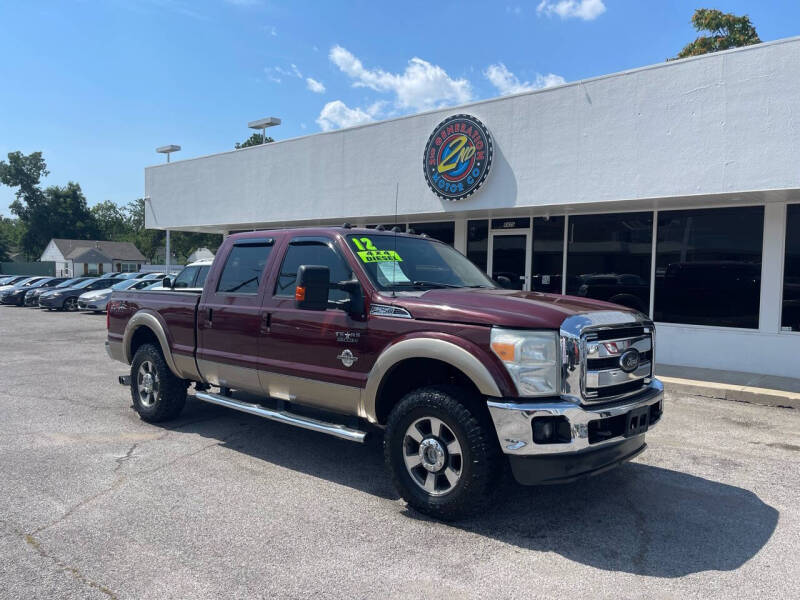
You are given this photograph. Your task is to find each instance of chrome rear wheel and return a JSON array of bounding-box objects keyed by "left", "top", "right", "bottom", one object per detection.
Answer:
[{"left": 136, "top": 360, "right": 160, "bottom": 408}]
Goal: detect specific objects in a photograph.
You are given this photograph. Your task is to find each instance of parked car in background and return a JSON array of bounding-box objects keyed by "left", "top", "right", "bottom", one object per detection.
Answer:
[
  {"left": 0, "top": 276, "right": 36, "bottom": 293},
  {"left": 164, "top": 259, "right": 212, "bottom": 291},
  {"left": 39, "top": 276, "right": 123, "bottom": 311},
  {"left": 575, "top": 273, "right": 650, "bottom": 313},
  {"left": 26, "top": 277, "right": 89, "bottom": 306},
  {"left": 142, "top": 273, "right": 169, "bottom": 280},
  {"left": 78, "top": 278, "right": 155, "bottom": 312},
  {"left": 0, "top": 277, "right": 47, "bottom": 304},
  {"left": 2, "top": 277, "right": 59, "bottom": 306},
  {"left": 22, "top": 278, "right": 71, "bottom": 306}
]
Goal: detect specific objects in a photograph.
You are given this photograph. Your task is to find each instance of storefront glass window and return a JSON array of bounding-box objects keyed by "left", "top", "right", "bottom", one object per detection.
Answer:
[
  {"left": 467, "top": 219, "right": 488, "bottom": 271},
  {"left": 782, "top": 204, "right": 800, "bottom": 332},
  {"left": 654, "top": 206, "right": 763, "bottom": 328},
  {"left": 532, "top": 216, "right": 564, "bottom": 294},
  {"left": 566, "top": 212, "right": 653, "bottom": 313},
  {"left": 408, "top": 221, "right": 455, "bottom": 245}
]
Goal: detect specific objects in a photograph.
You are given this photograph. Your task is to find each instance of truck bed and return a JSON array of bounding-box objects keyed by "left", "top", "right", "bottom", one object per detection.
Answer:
[{"left": 107, "top": 289, "right": 201, "bottom": 365}]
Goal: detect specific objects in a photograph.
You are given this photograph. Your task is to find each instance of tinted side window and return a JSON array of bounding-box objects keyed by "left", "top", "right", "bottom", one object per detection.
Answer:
[
  {"left": 654, "top": 206, "right": 763, "bottom": 328},
  {"left": 275, "top": 241, "right": 352, "bottom": 301},
  {"left": 196, "top": 265, "right": 211, "bottom": 288},
  {"left": 173, "top": 266, "right": 199, "bottom": 289},
  {"left": 783, "top": 204, "right": 800, "bottom": 332},
  {"left": 217, "top": 244, "right": 273, "bottom": 294}
]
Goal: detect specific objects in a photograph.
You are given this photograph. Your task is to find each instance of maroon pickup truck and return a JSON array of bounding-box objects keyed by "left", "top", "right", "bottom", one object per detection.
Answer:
[{"left": 106, "top": 226, "right": 663, "bottom": 520}]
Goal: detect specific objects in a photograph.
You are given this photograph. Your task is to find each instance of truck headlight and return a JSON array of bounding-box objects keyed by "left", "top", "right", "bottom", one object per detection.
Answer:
[{"left": 490, "top": 328, "right": 560, "bottom": 397}]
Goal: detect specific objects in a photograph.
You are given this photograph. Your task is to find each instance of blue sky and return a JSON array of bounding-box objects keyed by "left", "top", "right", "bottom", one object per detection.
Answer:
[{"left": 1, "top": 0, "right": 798, "bottom": 215}]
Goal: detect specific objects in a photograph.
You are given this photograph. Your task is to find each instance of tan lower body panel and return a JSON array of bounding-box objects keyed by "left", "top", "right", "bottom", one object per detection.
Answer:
[
  {"left": 196, "top": 358, "right": 361, "bottom": 416},
  {"left": 259, "top": 370, "right": 361, "bottom": 415},
  {"left": 173, "top": 352, "right": 201, "bottom": 381},
  {"left": 197, "top": 358, "right": 262, "bottom": 393}
]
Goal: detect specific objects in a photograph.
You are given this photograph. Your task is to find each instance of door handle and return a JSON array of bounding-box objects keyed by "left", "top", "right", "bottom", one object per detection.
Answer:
[
  {"left": 205, "top": 307, "right": 213, "bottom": 328},
  {"left": 260, "top": 311, "right": 271, "bottom": 334}
]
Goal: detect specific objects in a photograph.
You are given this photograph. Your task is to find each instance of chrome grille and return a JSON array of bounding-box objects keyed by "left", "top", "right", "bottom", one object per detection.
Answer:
[{"left": 560, "top": 312, "right": 655, "bottom": 405}]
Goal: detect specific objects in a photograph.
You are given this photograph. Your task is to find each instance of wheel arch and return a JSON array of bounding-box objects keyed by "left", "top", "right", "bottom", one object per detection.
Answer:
[
  {"left": 363, "top": 337, "right": 503, "bottom": 424},
  {"left": 123, "top": 311, "right": 182, "bottom": 379}
]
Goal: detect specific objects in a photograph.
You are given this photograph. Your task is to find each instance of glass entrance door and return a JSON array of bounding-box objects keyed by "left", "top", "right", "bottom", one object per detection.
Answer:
[{"left": 488, "top": 231, "right": 530, "bottom": 290}]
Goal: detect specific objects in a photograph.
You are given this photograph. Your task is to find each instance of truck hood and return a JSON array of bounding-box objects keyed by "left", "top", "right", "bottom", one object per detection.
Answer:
[{"left": 383, "top": 288, "right": 642, "bottom": 329}]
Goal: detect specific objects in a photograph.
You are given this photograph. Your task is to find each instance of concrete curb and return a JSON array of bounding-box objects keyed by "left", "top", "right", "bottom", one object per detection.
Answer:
[{"left": 660, "top": 376, "right": 800, "bottom": 409}]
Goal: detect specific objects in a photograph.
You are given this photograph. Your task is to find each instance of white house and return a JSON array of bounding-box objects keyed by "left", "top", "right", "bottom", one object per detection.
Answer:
[{"left": 40, "top": 239, "right": 147, "bottom": 276}]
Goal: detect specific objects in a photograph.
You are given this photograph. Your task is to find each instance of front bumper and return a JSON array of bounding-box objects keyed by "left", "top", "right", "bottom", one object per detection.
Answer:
[
  {"left": 38, "top": 295, "right": 63, "bottom": 308},
  {"left": 487, "top": 379, "right": 664, "bottom": 484},
  {"left": 1, "top": 293, "right": 23, "bottom": 304},
  {"left": 78, "top": 298, "right": 105, "bottom": 310}
]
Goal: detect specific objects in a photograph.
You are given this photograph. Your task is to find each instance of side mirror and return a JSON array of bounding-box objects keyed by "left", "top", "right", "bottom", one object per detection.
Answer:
[
  {"left": 162, "top": 277, "right": 173, "bottom": 289},
  {"left": 295, "top": 265, "right": 330, "bottom": 310}
]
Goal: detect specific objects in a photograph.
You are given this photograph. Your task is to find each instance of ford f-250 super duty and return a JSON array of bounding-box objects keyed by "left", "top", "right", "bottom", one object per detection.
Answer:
[{"left": 106, "top": 226, "right": 663, "bottom": 520}]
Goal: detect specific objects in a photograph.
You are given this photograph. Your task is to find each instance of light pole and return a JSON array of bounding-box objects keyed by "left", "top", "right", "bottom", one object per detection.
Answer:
[
  {"left": 247, "top": 117, "right": 281, "bottom": 144},
  {"left": 156, "top": 145, "right": 181, "bottom": 275}
]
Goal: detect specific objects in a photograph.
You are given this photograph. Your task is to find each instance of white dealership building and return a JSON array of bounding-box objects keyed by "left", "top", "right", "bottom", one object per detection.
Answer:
[{"left": 144, "top": 37, "right": 800, "bottom": 379}]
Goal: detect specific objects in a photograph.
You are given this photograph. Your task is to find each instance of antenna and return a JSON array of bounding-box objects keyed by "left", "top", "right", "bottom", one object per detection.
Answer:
[{"left": 392, "top": 181, "right": 399, "bottom": 298}]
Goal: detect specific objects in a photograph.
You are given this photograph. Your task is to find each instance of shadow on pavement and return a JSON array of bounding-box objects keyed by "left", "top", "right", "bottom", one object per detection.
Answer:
[{"left": 167, "top": 396, "right": 778, "bottom": 578}]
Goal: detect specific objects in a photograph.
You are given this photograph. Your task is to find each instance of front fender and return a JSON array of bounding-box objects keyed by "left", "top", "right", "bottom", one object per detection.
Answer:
[{"left": 361, "top": 334, "right": 508, "bottom": 423}]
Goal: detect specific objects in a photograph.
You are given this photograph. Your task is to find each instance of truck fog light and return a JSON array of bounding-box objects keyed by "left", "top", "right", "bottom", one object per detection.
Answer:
[{"left": 532, "top": 416, "right": 572, "bottom": 444}]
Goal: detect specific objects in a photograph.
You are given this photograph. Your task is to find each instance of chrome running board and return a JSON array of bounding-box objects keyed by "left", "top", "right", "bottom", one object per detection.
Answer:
[{"left": 193, "top": 391, "right": 367, "bottom": 443}]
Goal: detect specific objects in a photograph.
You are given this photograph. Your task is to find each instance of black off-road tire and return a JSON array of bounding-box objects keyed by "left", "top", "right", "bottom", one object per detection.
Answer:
[
  {"left": 130, "top": 343, "right": 188, "bottom": 423},
  {"left": 384, "top": 385, "right": 502, "bottom": 521}
]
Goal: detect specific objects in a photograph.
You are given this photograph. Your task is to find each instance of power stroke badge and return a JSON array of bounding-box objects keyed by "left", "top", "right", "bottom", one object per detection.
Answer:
[{"left": 423, "top": 114, "right": 493, "bottom": 201}]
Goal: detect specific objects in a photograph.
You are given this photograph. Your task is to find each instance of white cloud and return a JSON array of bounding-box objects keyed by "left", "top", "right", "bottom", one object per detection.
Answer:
[
  {"left": 316, "top": 100, "right": 382, "bottom": 131},
  {"left": 329, "top": 45, "right": 472, "bottom": 112},
  {"left": 306, "top": 77, "right": 326, "bottom": 93},
  {"left": 264, "top": 67, "right": 281, "bottom": 83},
  {"left": 536, "top": 0, "right": 606, "bottom": 20},
  {"left": 266, "top": 64, "right": 303, "bottom": 83},
  {"left": 264, "top": 24, "right": 277, "bottom": 36},
  {"left": 485, "top": 63, "right": 566, "bottom": 95}
]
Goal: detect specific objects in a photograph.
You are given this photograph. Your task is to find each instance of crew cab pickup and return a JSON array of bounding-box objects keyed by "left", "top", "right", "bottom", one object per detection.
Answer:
[{"left": 106, "top": 227, "right": 663, "bottom": 519}]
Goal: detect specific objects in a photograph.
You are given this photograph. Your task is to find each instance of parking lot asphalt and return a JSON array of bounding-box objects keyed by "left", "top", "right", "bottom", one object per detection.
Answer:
[{"left": 0, "top": 305, "right": 798, "bottom": 599}]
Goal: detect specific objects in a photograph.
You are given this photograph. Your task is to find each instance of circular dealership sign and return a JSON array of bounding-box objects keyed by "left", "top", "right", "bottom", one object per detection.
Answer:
[{"left": 423, "top": 114, "right": 493, "bottom": 201}]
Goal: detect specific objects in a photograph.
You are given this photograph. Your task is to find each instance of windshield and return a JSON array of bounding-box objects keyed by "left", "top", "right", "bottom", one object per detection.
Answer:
[
  {"left": 72, "top": 278, "right": 99, "bottom": 289},
  {"left": 345, "top": 234, "right": 495, "bottom": 291},
  {"left": 111, "top": 279, "right": 140, "bottom": 291},
  {"left": 55, "top": 278, "right": 81, "bottom": 288}
]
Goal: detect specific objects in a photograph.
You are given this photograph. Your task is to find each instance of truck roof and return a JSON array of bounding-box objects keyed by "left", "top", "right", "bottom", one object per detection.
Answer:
[{"left": 227, "top": 226, "right": 439, "bottom": 242}]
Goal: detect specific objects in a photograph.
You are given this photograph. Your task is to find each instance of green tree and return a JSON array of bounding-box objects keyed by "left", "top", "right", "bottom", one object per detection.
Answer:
[
  {"left": 0, "top": 215, "right": 25, "bottom": 253},
  {"left": 676, "top": 8, "right": 761, "bottom": 59},
  {"left": 235, "top": 132, "right": 274, "bottom": 149},
  {"left": 0, "top": 150, "right": 99, "bottom": 257},
  {"left": 123, "top": 198, "right": 163, "bottom": 261},
  {"left": 0, "top": 226, "right": 10, "bottom": 262},
  {"left": 92, "top": 200, "right": 128, "bottom": 240},
  {"left": 0, "top": 151, "right": 48, "bottom": 205}
]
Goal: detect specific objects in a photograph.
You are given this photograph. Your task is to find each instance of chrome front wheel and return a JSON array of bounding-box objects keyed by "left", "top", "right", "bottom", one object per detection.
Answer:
[
  {"left": 403, "top": 416, "right": 463, "bottom": 496},
  {"left": 63, "top": 297, "right": 78, "bottom": 311}
]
